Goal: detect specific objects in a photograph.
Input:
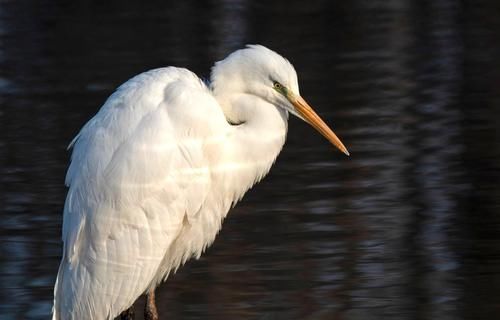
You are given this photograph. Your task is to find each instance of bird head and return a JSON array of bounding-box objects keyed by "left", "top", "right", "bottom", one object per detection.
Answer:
[{"left": 211, "top": 44, "right": 349, "bottom": 156}]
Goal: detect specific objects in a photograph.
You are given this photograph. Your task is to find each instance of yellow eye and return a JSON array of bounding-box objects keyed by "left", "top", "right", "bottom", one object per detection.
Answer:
[{"left": 273, "top": 81, "right": 283, "bottom": 90}]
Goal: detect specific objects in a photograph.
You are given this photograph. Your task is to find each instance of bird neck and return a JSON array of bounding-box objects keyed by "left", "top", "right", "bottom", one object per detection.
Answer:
[{"left": 212, "top": 92, "right": 289, "bottom": 208}]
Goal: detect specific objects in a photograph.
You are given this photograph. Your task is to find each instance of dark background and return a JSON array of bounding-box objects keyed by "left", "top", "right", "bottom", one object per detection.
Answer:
[{"left": 1, "top": 0, "right": 500, "bottom": 319}]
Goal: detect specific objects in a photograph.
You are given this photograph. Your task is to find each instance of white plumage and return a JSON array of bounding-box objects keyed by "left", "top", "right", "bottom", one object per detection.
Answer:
[{"left": 53, "top": 45, "right": 348, "bottom": 320}]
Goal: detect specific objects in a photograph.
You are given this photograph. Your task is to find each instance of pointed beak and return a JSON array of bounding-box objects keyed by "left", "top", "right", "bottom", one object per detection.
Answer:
[{"left": 290, "top": 95, "right": 349, "bottom": 156}]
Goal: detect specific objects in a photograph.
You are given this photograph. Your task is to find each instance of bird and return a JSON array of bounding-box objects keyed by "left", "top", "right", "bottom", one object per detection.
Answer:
[{"left": 52, "top": 44, "right": 349, "bottom": 320}]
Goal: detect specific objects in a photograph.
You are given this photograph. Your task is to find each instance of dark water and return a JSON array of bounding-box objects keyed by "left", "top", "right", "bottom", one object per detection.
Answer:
[{"left": 1, "top": 1, "right": 500, "bottom": 319}]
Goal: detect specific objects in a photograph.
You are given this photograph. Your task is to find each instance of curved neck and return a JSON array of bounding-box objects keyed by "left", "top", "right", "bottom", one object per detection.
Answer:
[
  {"left": 227, "top": 93, "right": 288, "bottom": 165},
  {"left": 211, "top": 92, "right": 288, "bottom": 209}
]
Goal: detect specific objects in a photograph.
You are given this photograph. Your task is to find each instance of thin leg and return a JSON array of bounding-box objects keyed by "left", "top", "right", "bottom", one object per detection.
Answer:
[
  {"left": 144, "top": 288, "right": 159, "bottom": 320},
  {"left": 119, "top": 305, "right": 135, "bottom": 320}
]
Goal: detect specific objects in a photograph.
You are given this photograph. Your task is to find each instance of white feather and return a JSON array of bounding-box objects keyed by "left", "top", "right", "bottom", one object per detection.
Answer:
[{"left": 53, "top": 45, "right": 306, "bottom": 319}]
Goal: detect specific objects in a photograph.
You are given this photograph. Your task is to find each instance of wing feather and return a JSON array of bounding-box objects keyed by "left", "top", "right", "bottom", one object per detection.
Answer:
[{"left": 53, "top": 67, "right": 225, "bottom": 319}]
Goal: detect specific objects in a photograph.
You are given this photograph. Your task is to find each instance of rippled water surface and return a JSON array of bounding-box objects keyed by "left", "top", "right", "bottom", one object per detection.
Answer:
[{"left": 1, "top": 1, "right": 500, "bottom": 319}]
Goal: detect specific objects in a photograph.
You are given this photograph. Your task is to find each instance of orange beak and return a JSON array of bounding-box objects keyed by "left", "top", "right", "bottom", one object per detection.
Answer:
[{"left": 291, "top": 95, "right": 349, "bottom": 156}]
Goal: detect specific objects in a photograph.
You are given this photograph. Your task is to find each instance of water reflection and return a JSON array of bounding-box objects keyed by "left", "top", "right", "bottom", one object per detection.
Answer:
[{"left": 1, "top": 0, "right": 500, "bottom": 319}]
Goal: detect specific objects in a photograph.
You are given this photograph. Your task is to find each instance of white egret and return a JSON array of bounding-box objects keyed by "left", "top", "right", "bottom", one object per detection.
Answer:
[{"left": 52, "top": 44, "right": 349, "bottom": 320}]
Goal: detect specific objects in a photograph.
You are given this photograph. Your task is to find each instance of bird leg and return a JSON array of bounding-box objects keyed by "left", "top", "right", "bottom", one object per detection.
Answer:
[
  {"left": 119, "top": 305, "right": 135, "bottom": 320},
  {"left": 144, "top": 288, "right": 159, "bottom": 320}
]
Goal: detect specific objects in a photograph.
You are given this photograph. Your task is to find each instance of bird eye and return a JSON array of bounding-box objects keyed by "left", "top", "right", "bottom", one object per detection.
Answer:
[{"left": 273, "top": 81, "right": 283, "bottom": 90}]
